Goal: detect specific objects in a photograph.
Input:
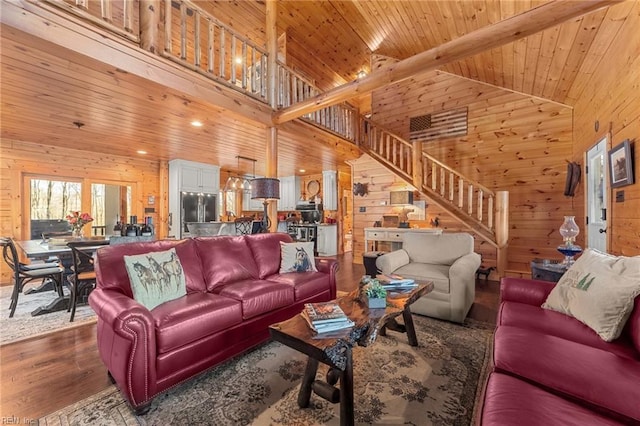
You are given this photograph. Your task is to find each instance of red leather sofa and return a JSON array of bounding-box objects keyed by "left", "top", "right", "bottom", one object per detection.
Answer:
[
  {"left": 88, "top": 233, "right": 337, "bottom": 414},
  {"left": 477, "top": 277, "right": 640, "bottom": 425}
]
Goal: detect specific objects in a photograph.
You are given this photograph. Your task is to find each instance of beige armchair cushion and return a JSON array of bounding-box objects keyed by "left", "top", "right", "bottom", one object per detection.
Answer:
[{"left": 402, "top": 232, "right": 475, "bottom": 265}]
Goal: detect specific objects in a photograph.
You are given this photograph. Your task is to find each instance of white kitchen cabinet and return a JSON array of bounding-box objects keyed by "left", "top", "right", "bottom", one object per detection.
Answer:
[
  {"left": 242, "top": 190, "right": 264, "bottom": 211},
  {"left": 170, "top": 159, "right": 220, "bottom": 194},
  {"left": 277, "top": 176, "right": 301, "bottom": 211},
  {"left": 316, "top": 224, "right": 337, "bottom": 256},
  {"left": 322, "top": 170, "right": 337, "bottom": 210}
]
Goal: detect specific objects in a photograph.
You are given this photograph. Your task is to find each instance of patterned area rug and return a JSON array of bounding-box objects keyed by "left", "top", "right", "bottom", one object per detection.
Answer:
[
  {"left": 40, "top": 316, "right": 494, "bottom": 425},
  {"left": 0, "top": 283, "right": 96, "bottom": 345}
]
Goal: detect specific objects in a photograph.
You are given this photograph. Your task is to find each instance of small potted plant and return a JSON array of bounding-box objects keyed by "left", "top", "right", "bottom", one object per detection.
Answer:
[{"left": 361, "top": 277, "right": 387, "bottom": 309}]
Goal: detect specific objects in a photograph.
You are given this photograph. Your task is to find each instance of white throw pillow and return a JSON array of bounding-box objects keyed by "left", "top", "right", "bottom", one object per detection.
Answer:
[
  {"left": 279, "top": 241, "right": 318, "bottom": 273},
  {"left": 124, "top": 248, "right": 186, "bottom": 310},
  {"left": 542, "top": 248, "right": 640, "bottom": 341}
]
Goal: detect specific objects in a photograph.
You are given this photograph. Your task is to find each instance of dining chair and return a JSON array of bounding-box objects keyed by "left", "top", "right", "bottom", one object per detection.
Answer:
[
  {"left": 66, "top": 240, "right": 110, "bottom": 322},
  {"left": 1, "top": 237, "right": 65, "bottom": 318},
  {"left": 285, "top": 217, "right": 299, "bottom": 239},
  {"left": 234, "top": 217, "right": 254, "bottom": 235}
]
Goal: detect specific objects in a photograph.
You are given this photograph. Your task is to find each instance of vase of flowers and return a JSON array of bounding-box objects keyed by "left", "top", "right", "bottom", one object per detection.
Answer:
[{"left": 66, "top": 211, "right": 93, "bottom": 238}]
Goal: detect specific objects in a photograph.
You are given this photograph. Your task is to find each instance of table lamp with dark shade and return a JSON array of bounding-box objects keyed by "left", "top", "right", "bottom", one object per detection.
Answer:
[{"left": 251, "top": 177, "right": 280, "bottom": 233}]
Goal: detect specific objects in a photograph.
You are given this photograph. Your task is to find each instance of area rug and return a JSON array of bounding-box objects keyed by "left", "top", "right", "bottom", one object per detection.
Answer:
[
  {"left": 40, "top": 316, "right": 494, "bottom": 425},
  {"left": 0, "top": 283, "right": 96, "bottom": 345}
]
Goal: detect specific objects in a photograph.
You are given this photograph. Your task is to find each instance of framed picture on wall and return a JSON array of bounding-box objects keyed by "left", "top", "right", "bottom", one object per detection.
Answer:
[{"left": 608, "top": 139, "right": 634, "bottom": 188}]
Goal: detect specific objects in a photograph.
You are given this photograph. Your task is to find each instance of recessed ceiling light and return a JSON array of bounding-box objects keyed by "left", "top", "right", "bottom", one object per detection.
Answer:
[
  {"left": 356, "top": 70, "right": 367, "bottom": 79},
  {"left": 191, "top": 120, "right": 203, "bottom": 127},
  {"left": 299, "top": 169, "right": 306, "bottom": 173},
  {"left": 137, "top": 150, "right": 147, "bottom": 155},
  {"left": 235, "top": 57, "right": 242, "bottom": 64}
]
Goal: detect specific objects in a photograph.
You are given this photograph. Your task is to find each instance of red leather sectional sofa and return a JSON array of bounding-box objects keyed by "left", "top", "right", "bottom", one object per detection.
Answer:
[
  {"left": 478, "top": 277, "right": 640, "bottom": 425},
  {"left": 89, "top": 233, "right": 337, "bottom": 414}
]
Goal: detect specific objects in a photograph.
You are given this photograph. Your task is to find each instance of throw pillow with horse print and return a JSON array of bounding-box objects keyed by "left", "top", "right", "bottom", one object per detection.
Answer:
[
  {"left": 124, "top": 248, "right": 187, "bottom": 310},
  {"left": 279, "top": 241, "right": 318, "bottom": 273}
]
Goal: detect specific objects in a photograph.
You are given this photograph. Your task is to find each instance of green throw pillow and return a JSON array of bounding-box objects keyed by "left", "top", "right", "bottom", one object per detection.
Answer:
[
  {"left": 279, "top": 241, "right": 318, "bottom": 273},
  {"left": 542, "top": 248, "right": 640, "bottom": 341},
  {"left": 124, "top": 248, "right": 186, "bottom": 310}
]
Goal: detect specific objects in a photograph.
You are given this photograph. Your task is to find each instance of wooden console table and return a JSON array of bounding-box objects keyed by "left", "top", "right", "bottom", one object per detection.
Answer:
[{"left": 364, "top": 227, "right": 443, "bottom": 251}]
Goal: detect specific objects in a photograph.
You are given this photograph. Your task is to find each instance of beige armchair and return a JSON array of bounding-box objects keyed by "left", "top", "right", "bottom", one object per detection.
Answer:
[{"left": 376, "top": 232, "right": 480, "bottom": 323}]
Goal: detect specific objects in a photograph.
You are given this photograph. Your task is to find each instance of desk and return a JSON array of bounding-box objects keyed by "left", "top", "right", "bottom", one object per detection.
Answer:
[
  {"left": 16, "top": 239, "right": 108, "bottom": 316},
  {"left": 363, "top": 227, "right": 443, "bottom": 252}
]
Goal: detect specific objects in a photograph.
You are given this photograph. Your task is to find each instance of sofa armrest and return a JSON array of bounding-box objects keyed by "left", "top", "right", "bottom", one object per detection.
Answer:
[
  {"left": 88, "top": 288, "right": 158, "bottom": 407},
  {"left": 500, "top": 277, "right": 556, "bottom": 306},
  {"left": 376, "top": 250, "right": 410, "bottom": 275},
  {"left": 315, "top": 257, "right": 339, "bottom": 299}
]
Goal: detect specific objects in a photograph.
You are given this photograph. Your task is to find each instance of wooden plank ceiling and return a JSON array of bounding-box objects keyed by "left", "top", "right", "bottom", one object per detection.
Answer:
[{"left": 1, "top": 0, "right": 634, "bottom": 177}]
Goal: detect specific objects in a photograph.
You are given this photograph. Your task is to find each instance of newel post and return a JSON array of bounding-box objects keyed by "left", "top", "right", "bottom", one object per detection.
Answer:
[
  {"left": 495, "top": 190, "right": 509, "bottom": 277},
  {"left": 140, "top": 0, "right": 160, "bottom": 54},
  {"left": 412, "top": 141, "right": 423, "bottom": 190}
]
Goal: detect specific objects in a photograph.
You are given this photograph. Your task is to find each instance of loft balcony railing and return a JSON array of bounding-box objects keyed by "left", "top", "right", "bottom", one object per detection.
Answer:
[
  {"left": 275, "top": 62, "right": 357, "bottom": 141},
  {"left": 43, "top": 0, "right": 139, "bottom": 42},
  {"left": 164, "top": 0, "right": 269, "bottom": 102},
  {"left": 42, "top": 0, "right": 357, "bottom": 141}
]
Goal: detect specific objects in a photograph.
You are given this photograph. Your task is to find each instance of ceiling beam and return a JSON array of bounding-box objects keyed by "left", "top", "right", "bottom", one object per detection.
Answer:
[{"left": 272, "top": 0, "right": 620, "bottom": 125}]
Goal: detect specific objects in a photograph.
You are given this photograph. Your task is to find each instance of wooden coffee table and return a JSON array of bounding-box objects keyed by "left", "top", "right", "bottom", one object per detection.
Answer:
[{"left": 269, "top": 281, "right": 434, "bottom": 426}]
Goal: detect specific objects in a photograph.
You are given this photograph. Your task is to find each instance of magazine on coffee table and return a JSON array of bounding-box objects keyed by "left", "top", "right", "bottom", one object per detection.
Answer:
[
  {"left": 303, "top": 301, "right": 349, "bottom": 324},
  {"left": 377, "top": 274, "right": 417, "bottom": 290}
]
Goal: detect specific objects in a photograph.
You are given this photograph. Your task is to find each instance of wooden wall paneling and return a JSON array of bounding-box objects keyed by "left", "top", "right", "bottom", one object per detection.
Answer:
[
  {"left": 0, "top": 139, "right": 161, "bottom": 282},
  {"left": 363, "top": 71, "right": 573, "bottom": 275},
  {"left": 571, "top": 0, "right": 640, "bottom": 257}
]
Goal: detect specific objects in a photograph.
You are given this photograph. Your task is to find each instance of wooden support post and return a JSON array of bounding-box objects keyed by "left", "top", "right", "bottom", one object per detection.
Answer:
[
  {"left": 266, "top": 0, "right": 278, "bottom": 107},
  {"left": 412, "top": 141, "right": 423, "bottom": 190},
  {"left": 158, "top": 160, "right": 169, "bottom": 239},
  {"left": 495, "top": 191, "right": 509, "bottom": 277},
  {"left": 266, "top": 127, "right": 278, "bottom": 232},
  {"left": 265, "top": 0, "right": 279, "bottom": 232},
  {"left": 139, "top": 1, "right": 160, "bottom": 53}
]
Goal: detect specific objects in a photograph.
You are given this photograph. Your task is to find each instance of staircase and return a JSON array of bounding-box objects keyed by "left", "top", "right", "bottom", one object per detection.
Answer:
[{"left": 355, "top": 116, "right": 509, "bottom": 248}]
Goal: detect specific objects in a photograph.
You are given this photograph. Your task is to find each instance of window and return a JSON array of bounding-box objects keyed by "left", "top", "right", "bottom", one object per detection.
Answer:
[{"left": 29, "top": 178, "right": 82, "bottom": 239}]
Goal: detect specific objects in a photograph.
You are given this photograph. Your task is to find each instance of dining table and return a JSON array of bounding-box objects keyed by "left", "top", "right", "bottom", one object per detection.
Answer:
[{"left": 16, "top": 238, "right": 108, "bottom": 316}]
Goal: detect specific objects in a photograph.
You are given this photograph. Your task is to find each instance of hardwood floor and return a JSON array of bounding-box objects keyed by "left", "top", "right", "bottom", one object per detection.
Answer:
[{"left": 0, "top": 253, "right": 500, "bottom": 419}]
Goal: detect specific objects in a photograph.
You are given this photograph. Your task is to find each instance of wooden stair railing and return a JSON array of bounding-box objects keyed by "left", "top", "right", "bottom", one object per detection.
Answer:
[{"left": 357, "top": 116, "right": 509, "bottom": 256}]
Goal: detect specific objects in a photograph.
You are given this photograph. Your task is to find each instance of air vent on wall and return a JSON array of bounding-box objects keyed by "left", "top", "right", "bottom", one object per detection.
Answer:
[{"left": 409, "top": 107, "right": 468, "bottom": 142}]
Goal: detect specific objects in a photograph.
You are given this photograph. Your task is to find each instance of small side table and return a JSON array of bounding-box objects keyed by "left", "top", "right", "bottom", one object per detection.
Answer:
[{"left": 530, "top": 259, "right": 568, "bottom": 283}]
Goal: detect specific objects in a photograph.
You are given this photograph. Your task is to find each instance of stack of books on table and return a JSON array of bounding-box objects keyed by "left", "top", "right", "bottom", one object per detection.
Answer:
[
  {"left": 302, "top": 301, "right": 354, "bottom": 335},
  {"left": 377, "top": 274, "right": 418, "bottom": 291}
]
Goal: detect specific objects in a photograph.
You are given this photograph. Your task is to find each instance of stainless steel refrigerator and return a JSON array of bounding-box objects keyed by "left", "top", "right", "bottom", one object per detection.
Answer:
[{"left": 181, "top": 192, "right": 217, "bottom": 237}]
